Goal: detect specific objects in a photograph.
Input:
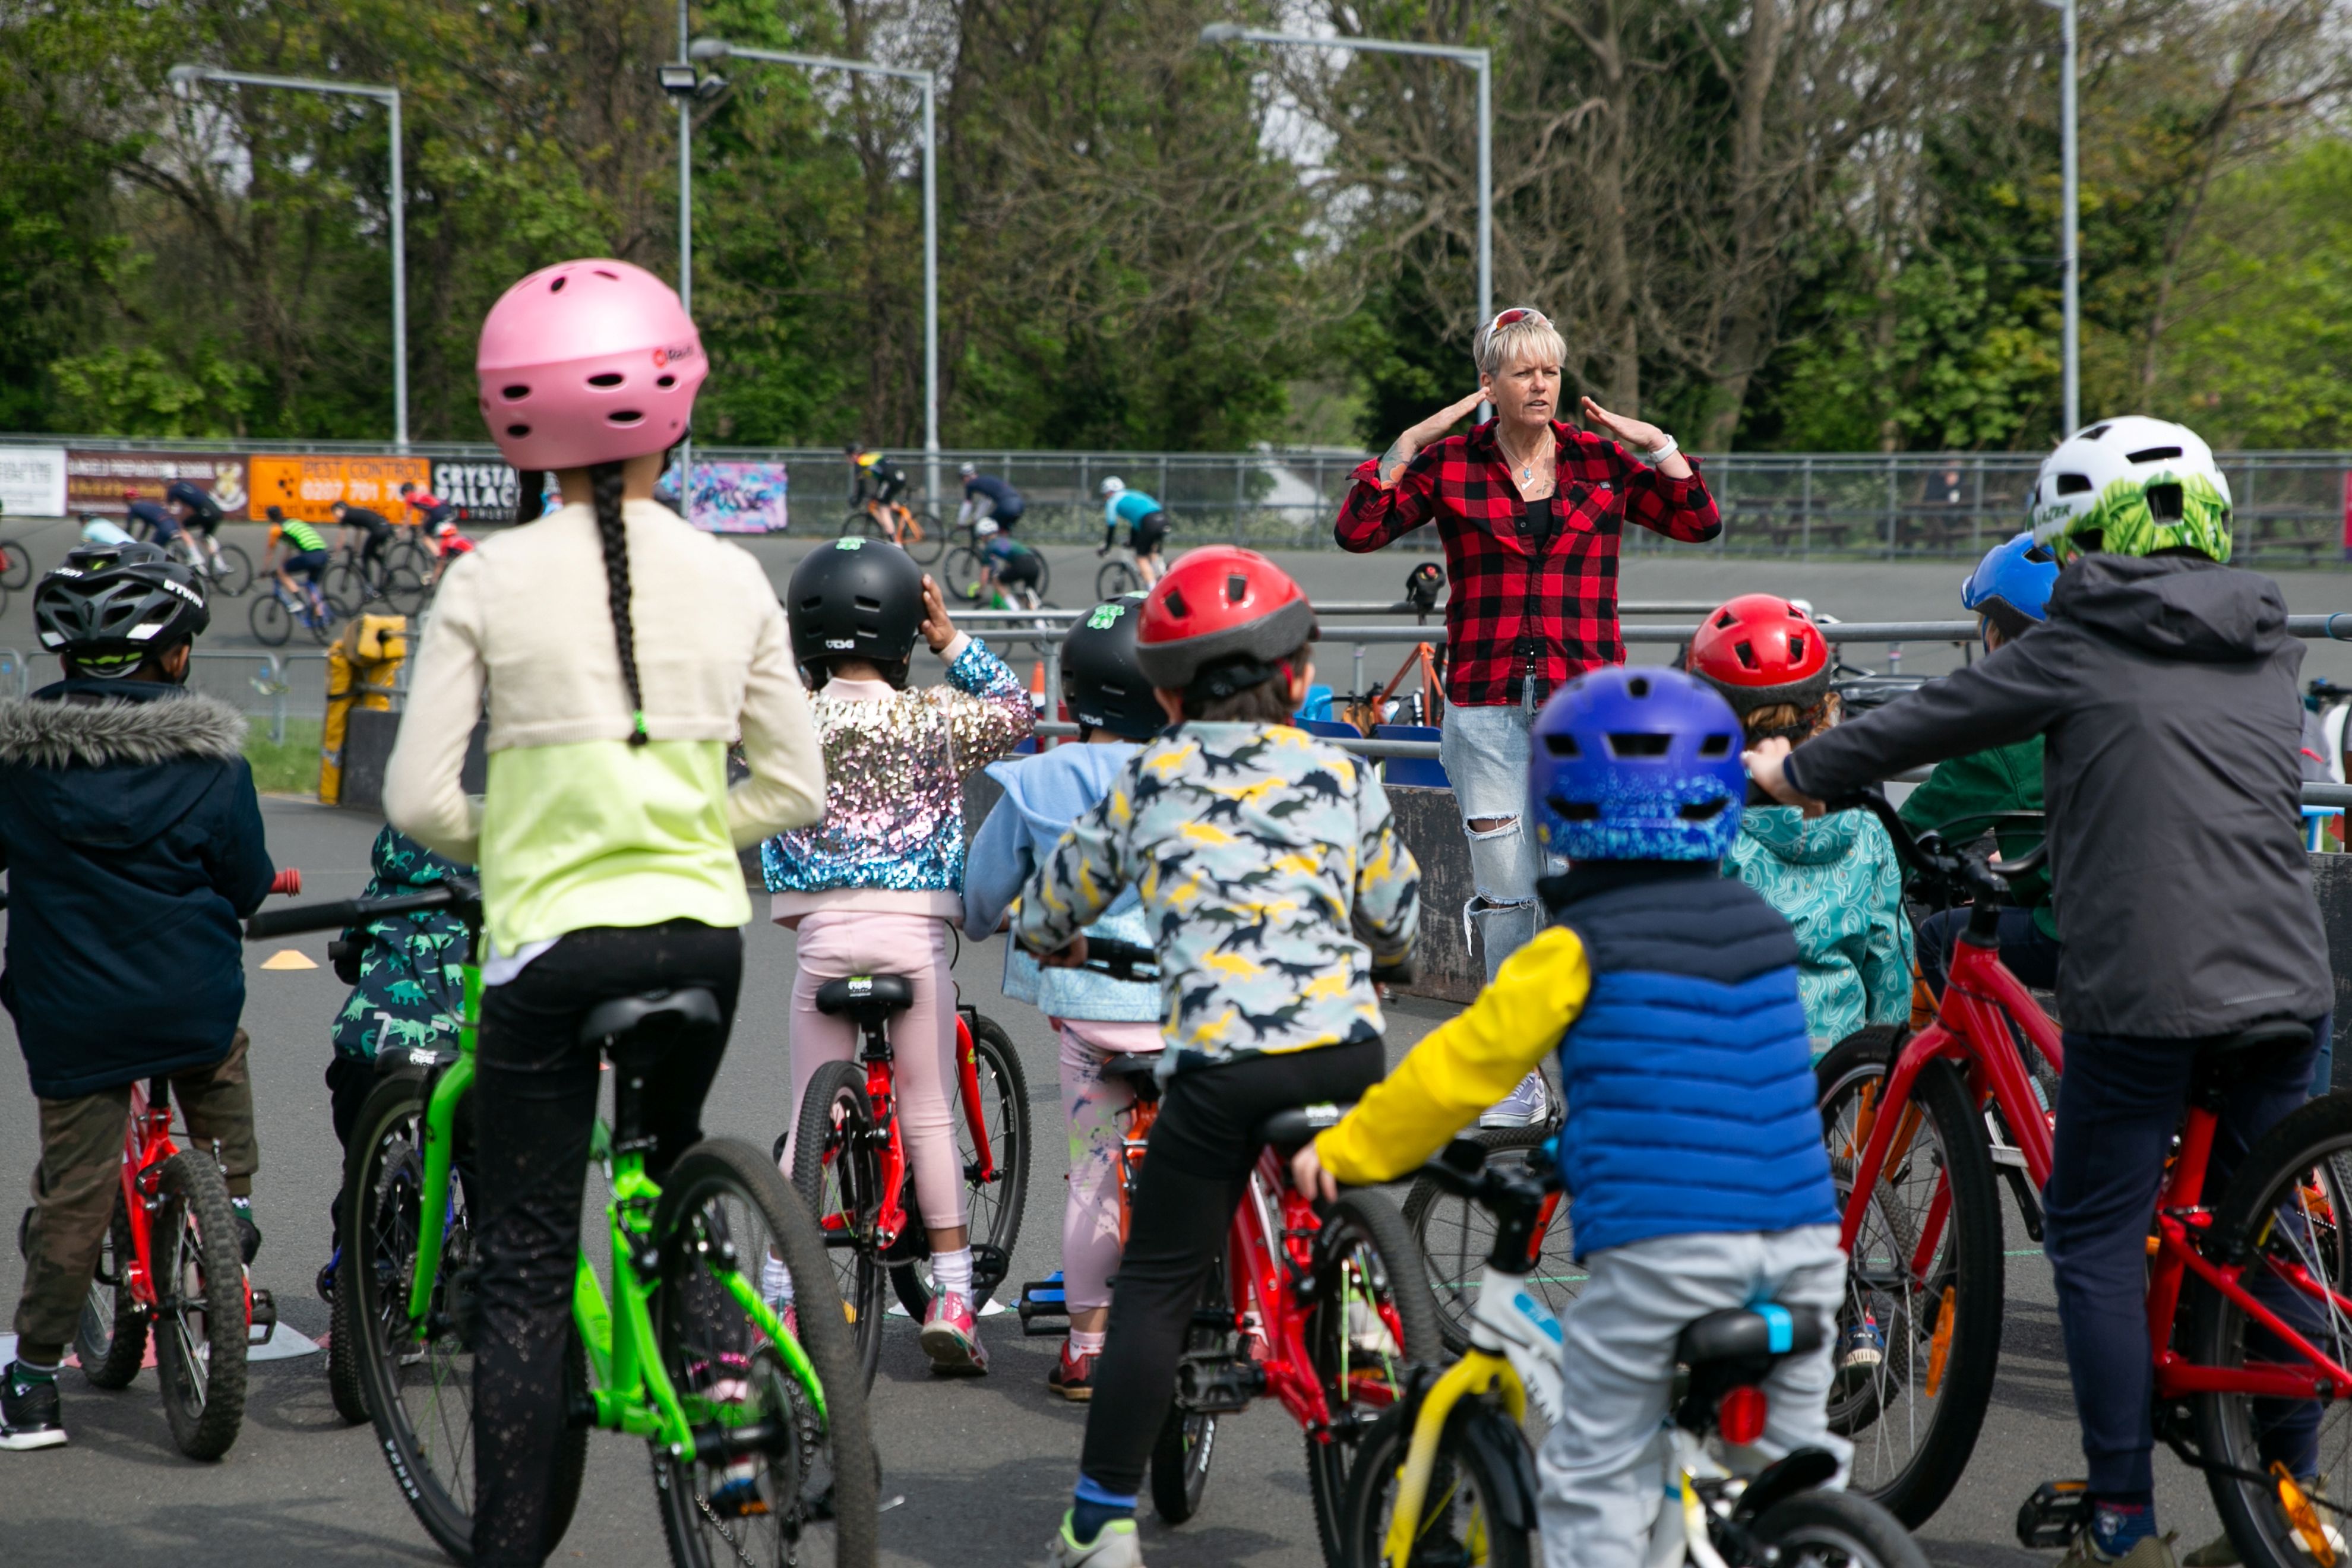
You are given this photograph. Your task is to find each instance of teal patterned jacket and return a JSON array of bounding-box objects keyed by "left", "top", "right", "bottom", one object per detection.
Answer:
[
  {"left": 331, "top": 826, "right": 472, "bottom": 1061},
  {"left": 1015, "top": 722, "right": 1421, "bottom": 1065},
  {"left": 1724, "top": 805, "right": 1913, "bottom": 1054}
]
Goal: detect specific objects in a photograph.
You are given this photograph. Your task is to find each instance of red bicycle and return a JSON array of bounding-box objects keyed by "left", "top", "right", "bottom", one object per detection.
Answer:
[
  {"left": 1012, "top": 938, "right": 1443, "bottom": 1564},
  {"left": 1818, "top": 795, "right": 2352, "bottom": 1568},
  {"left": 67, "top": 866, "right": 303, "bottom": 1460},
  {"left": 788, "top": 973, "right": 1033, "bottom": 1384}
]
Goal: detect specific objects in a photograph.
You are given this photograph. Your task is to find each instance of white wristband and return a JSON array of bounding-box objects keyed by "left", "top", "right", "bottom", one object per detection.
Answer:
[{"left": 1636, "top": 434, "right": 1680, "bottom": 467}]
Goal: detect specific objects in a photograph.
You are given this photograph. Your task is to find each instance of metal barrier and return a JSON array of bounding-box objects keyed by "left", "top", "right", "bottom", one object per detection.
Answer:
[
  {"left": 0, "top": 648, "right": 29, "bottom": 700},
  {"left": 185, "top": 649, "right": 333, "bottom": 743}
]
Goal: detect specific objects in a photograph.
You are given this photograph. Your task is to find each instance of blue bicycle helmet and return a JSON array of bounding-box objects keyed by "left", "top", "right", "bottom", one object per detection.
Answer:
[
  {"left": 1529, "top": 666, "right": 1746, "bottom": 863},
  {"left": 1961, "top": 531, "right": 2058, "bottom": 642}
]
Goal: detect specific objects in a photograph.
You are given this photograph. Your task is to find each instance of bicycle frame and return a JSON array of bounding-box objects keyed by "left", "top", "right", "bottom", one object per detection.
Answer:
[
  {"left": 112, "top": 1076, "right": 258, "bottom": 1334},
  {"left": 817, "top": 1009, "right": 997, "bottom": 1254}
]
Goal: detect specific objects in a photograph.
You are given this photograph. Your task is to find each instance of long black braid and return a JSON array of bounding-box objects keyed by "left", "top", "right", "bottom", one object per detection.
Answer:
[{"left": 588, "top": 460, "right": 649, "bottom": 746}]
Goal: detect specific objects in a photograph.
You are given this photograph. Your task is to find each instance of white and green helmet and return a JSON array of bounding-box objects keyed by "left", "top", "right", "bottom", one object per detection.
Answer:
[{"left": 2025, "top": 415, "right": 2233, "bottom": 563}]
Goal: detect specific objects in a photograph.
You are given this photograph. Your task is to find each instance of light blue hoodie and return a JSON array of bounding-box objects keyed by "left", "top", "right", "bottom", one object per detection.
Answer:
[{"left": 962, "top": 743, "right": 1160, "bottom": 1023}]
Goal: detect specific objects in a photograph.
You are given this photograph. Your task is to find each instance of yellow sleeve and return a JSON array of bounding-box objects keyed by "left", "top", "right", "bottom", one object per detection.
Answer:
[{"left": 1315, "top": 926, "right": 1592, "bottom": 1186}]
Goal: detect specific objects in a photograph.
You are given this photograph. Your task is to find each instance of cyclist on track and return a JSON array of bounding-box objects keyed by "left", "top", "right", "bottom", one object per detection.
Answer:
[
  {"left": 1685, "top": 595, "right": 1911, "bottom": 1058},
  {"left": 1901, "top": 531, "right": 2063, "bottom": 1000},
  {"left": 330, "top": 498, "right": 398, "bottom": 576},
  {"left": 1015, "top": 548, "right": 1421, "bottom": 1568},
  {"left": 1096, "top": 476, "right": 1168, "bottom": 588},
  {"left": 847, "top": 441, "right": 908, "bottom": 508},
  {"left": 380, "top": 257, "right": 827, "bottom": 1568},
  {"left": 398, "top": 479, "right": 457, "bottom": 531},
  {"left": 1748, "top": 417, "right": 2332, "bottom": 1568},
  {"left": 760, "top": 537, "right": 1032, "bottom": 1373},
  {"left": 0, "top": 541, "right": 276, "bottom": 1452},
  {"left": 959, "top": 461, "right": 1025, "bottom": 536},
  {"left": 1293, "top": 665, "right": 1846, "bottom": 1568},
  {"left": 962, "top": 595, "right": 1162, "bottom": 1401},
  {"left": 265, "top": 507, "right": 333, "bottom": 621},
  {"left": 122, "top": 488, "right": 181, "bottom": 548},
  {"left": 163, "top": 478, "right": 232, "bottom": 578}
]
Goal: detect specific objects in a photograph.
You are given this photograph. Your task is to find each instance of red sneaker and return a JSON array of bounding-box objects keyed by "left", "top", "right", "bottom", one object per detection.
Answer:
[
  {"left": 1048, "top": 1341, "right": 1096, "bottom": 1402},
  {"left": 919, "top": 1291, "right": 990, "bottom": 1375}
]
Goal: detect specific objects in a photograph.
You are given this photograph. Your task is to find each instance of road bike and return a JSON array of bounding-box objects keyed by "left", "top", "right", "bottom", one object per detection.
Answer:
[
  {"left": 840, "top": 499, "right": 944, "bottom": 564},
  {"left": 943, "top": 539, "right": 1053, "bottom": 609},
  {"left": 248, "top": 878, "right": 877, "bottom": 1567},
  {"left": 1094, "top": 544, "right": 1144, "bottom": 599},
  {"left": 1012, "top": 937, "right": 1442, "bottom": 1563},
  {"left": 169, "top": 534, "right": 254, "bottom": 598},
  {"left": 1819, "top": 791, "right": 2352, "bottom": 1568},
  {"left": 1342, "top": 1133, "right": 1927, "bottom": 1568},
  {"left": 250, "top": 575, "right": 334, "bottom": 646},
  {"left": 323, "top": 542, "right": 428, "bottom": 619},
  {"left": 786, "top": 972, "right": 1033, "bottom": 1386},
  {"left": 63, "top": 867, "right": 303, "bottom": 1460}
]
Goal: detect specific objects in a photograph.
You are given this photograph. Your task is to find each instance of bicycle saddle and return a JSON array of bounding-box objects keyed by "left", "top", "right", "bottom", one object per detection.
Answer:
[
  {"left": 1255, "top": 1102, "right": 1356, "bottom": 1153},
  {"left": 1675, "top": 1304, "right": 1825, "bottom": 1372},
  {"left": 1100, "top": 1052, "right": 1166, "bottom": 1102},
  {"left": 578, "top": 987, "right": 724, "bottom": 1051},
  {"left": 813, "top": 973, "right": 917, "bottom": 1023}
]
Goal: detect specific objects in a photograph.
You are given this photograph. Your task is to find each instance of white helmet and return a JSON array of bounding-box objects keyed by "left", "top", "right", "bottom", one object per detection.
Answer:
[
  {"left": 957, "top": 461, "right": 978, "bottom": 479},
  {"left": 1099, "top": 476, "right": 1125, "bottom": 497},
  {"left": 2026, "top": 415, "right": 2233, "bottom": 563}
]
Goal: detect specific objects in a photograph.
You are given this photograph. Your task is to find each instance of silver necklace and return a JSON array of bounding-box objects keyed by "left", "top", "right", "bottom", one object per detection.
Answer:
[{"left": 1501, "top": 432, "right": 1551, "bottom": 485}]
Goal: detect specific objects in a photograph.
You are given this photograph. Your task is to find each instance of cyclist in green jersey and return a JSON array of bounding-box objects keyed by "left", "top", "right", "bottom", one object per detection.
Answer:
[{"left": 265, "top": 509, "right": 331, "bottom": 614}]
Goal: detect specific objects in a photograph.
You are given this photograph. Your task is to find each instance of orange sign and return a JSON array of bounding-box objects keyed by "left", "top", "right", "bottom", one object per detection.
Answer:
[{"left": 248, "top": 455, "right": 432, "bottom": 524}]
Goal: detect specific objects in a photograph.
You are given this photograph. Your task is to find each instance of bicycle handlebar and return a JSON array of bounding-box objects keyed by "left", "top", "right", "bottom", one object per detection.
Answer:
[
  {"left": 1823, "top": 788, "right": 2028, "bottom": 907},
  {"left": 1073, "top": 936, "right": 1417, "bottom": 988},
  {"left": 271, "top": 867, "right": 302, "bottom": 897},
  {"left": 244, "top": 876, "right": 479, "bottom": 940}
]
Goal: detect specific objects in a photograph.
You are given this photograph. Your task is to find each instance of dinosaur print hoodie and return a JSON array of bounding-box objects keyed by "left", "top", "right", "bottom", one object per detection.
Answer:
[
  {"left": 331, "top": 825, "right": 472, "bottom": 1060},
  {"left": 1016, "top": 722, "right": 1421, "bottom": 1064}
]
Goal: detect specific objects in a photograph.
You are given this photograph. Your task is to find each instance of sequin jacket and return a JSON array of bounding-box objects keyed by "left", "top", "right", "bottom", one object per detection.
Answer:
[
  {"left": 1016, "top": 722, "right": 1422, "bottom": 1063},
  {"left": 760, "top": 636, "right": 1033, "bottom": 897}
]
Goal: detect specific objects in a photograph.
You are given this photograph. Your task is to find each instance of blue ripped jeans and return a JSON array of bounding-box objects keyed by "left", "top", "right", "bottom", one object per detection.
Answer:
[{"left": 1440, "top": 691, "right": 1542, "bottom": 980}]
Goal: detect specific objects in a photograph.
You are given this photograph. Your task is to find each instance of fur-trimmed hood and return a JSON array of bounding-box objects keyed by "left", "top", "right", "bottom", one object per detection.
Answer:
[{"left": 0, "top": 688, "right": 247, "bottom": 769}]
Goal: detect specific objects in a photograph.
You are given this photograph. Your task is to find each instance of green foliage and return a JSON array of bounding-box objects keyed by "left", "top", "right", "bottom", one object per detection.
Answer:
[{"left": 50, "top": 346, "right": 264, "bottom": 438}]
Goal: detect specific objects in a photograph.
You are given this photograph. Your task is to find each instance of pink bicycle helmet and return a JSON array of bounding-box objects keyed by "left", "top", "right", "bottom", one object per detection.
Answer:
[{"left": 475, "top": 259, "right": 706, "bottom": 472}]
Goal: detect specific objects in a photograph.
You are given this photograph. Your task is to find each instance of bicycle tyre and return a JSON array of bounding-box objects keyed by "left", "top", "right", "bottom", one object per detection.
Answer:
[
  {"left": 0, "top": 537, "right": 32, "bottom": 590},
  {"left": 249, "top": 593, "right": 292, "bottom": 646},
  {"left": 1402, "top": 1125, "right": 1578, "bottom": 1355},
  {"left": 790, "top": 1060, "right": 887, "bottom": 1389},
  {"left": 1096, "top": 559, "right": 1142, "bottom": 600},
  {"left": 1339, "top": 1399, "right": 1535, "bottom": 1568},
  {"left": 1150, "top": 1257, "right": 1227, "bottom": 1524},
  {"left": 903, "top": 511, "right": 946, "bottom": 565},
  {"left": 2192, "top": 1090, "right": 2352, "bottom": 1568},
  {"left": 839, "top": 510, "right": 887, "bottom": 542},
  {"left": 650, "top": 1138, "right": 880, "bottom": 1568},
  {"left": 326, "top": 1264, "right": 369, "bottom": 1425},
  {"left": 1306, "top": 1189, "right": 1446, "bottom": 1564},
  {"left": 210, "top": 542, "right": 254, "bottom": 598},
  {"left": 889, "top": 1013, "right": 1033, "bottom": 1319},
  {"left": 1746, "top": 1487, "right": 1931, "bottom": 1568},
  {"left": 74, "top": 1194, "right": 148, "bottom": 1389},
  {"left": 940, "top": 546, "right": 987, "bottom": 605},
  {"left": 385, "top": 560, "right": 432, "bottom": 617},
  {"left": 1824, "top": 1054, "right": 2004, "bottom": 1529},
  {"left": 323, "top": 560, "right": 372, "bottom": 620},
  {"left": 152, "top": 1149, "right": 249, "bottom": 1459}
]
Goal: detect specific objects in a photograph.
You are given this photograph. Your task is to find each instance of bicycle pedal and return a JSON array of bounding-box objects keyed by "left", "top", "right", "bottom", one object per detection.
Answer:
[
  {"left": 1175, "top": 1351, "right": 1263, "bottom": 1414},
  {"left": 1017, "top": 1279, "right": 1070, "bottom": 1336},
  {"left": 2016, "top": 1479, "right": 2090, "bottom": 1548},
  {"left": 248, "top": 1286, "right": 278, "bottom": 1344}
]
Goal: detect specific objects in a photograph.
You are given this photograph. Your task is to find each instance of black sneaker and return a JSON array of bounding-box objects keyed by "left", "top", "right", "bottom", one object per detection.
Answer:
[
  {"left": 232, "top": 1197, "right": 261, "bottom": 1264},
  {"left": 0, "top": 1364, "right": 66, "bottom": 1451}
]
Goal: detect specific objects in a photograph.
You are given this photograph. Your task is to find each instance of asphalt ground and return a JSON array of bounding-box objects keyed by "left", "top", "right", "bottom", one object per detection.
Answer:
[{"left": 3, "top": 517, "right": 2347, "bottom": 1563}]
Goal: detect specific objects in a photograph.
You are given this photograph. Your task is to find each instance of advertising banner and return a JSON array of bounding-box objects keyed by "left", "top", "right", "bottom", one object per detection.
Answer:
[
  {"left": 656, "top": 458, "right": 790, "bottom": 534},
  {"left": 248, "top": 454, "right": 432, "bottom": 524},
  {"left": 429, "top": 459, "right": 525, "bottom": 524},
  {"left": 0, "top": 447, "right": 68, "bottom": 519},
  {"left": 68, "top": 451, "right": 249, "bottom": 518}
]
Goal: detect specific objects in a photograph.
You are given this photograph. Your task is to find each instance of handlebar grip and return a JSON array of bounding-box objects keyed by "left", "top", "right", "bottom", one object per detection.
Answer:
[
  {"left": 1370, "top": 958, "right": 1417, "bottom": 986},
  {"left": 245, "top": 886, "right": 456, "bottom": 940},
  {"left": 270, "top": 867, "right": 302, "bottom": 896}
]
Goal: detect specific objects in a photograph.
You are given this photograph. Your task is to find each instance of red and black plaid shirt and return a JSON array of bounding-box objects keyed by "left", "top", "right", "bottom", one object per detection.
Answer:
[{"left": 1334, "top": 421, "right": 1720, "bottom": 707}]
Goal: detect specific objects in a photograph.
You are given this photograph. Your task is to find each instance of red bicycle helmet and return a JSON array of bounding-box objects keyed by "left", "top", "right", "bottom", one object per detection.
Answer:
[
  {"left": 1135, "top": 546, "right": 1318, "bottom": 696},
  {"left": 1686, "top": 594, "right": 1830, "bottom": 715}
]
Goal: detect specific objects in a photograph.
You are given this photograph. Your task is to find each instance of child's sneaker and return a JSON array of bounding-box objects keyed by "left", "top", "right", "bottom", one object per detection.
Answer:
[
  {"left": 1048, "top": 1340, "right": 1096, "bottom": 1401},
  {"left": 920, "top": 1291, "right": 990, "bottom": 1375},
  {"left": 232, "top": 1196, "right": 261, "bottom": 1264},
  {"left": 1479, "top": 1071, "right": 1551, "bottom": 1128},
  {"left": 1837, "top": 1314, "right": 1886, "bottom": 1377},
  {"left": 0, "top": 1363, "right": 67, "bottom": 1451},
  {"left": 1046, "top": 1513, "right": 1142, "bottom": 1567}
]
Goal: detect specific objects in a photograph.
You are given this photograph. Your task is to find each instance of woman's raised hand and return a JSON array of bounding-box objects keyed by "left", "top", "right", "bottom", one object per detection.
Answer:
[
  {"left": 919, "top": 574, "right": 957, "bottom": 655},
  {"left": 1579, "top": 397, "right": 1666, "bottom": 455},
  {"left": 1379, "top": 390, "right": 1488, "bottom": 486}
]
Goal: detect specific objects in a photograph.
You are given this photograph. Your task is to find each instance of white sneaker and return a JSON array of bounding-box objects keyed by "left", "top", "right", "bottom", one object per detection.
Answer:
[
  {"left": 1047, "top": 1516, "right": 1143, "bottom": 1567},
  {"left": 1480, "top": 1071, "right": 1551, "bottom": 1129},
  {"left": 761, "top": 1254, "right": 793, "bottom": 1314}
]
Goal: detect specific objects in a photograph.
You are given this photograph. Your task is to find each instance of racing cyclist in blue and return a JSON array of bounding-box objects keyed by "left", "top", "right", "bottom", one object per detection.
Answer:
[
  {"left": 1098, "top": 477, "right": 1168, "bottom": 588},
  {"left": 959, "top": 463, "right": 1043, "bottom": 605},
  {"left": 163, "top": 479, "right": 233, "bottom": 580},
  {"left": 122, "top": 490, "right": 181, "bottom": 548}
]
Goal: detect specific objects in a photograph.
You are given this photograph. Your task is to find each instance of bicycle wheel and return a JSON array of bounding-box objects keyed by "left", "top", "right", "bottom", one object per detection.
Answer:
[
  {"left": 0, "top": 537, "right": 32, "bottom": 590},
  {"left": 152, "top": 1149, "right": 249, "bottom": 1459},
  {"left": 385, "top": 559, "right": 433, "bottom": 617},
  {"left": 74, "top": 1193, "right": 148, "bottom": 1389},
  {"left": 1339, "top": 1399, "right": 1536, "bottom": 1568},
  {"left": 1820, "top": 1053, "right": 2004, "bottom": 1528},
  {"left": 941, "top": 546, "right": 988, "bottom": 604},
  {"left": 305, "top": 592, "right": 336, "bottom": 644},
  {"left": 1745, "top": 1488, "right": 1931, "bottom": 1568},
  {"left": 839, "top": 510, "right": 887, "bottom": 542},
  {"left": 1150, "top": 1259, "right": 1226, "bottom": 1524},
  {"left": 890, "top": 1013, "right": 1032, "bottom": 1319},
  {"left": 1095, "top": 559, "right": 1142, "bottom": 600},
  {"left": 209, "top": 543, "right": 254, "bottom": 598},
  {"left": 1304, "top": 1189, "right": 1446, "bottom": 1563},
  {"left": 790, "top": 1060, "right": 888, "bottom": 1389},
  {"left": 323, "top": 560, "right": 373, "bottom": 619},
  {"left": 2193, "top": 1092, "right": 2352, "bottom": 1568},
  {"left": 902, "top": 511, "right": 946, "bottom": 564},
  {"left": 651, "top": 1138, "right": 879, "bottom": 1568},
  {"left": 249, "top": 592, "right": 292, "bottom": 646},
  {"left": 326, "top": 1264, "right": 369, "bottom": 1426},
  {"left": 1403, "top": 1126, "right": 1579, "bottom": 1355}
]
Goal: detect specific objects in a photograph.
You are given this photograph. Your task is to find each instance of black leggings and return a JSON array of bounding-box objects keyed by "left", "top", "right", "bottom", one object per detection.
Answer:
[
  {"left": 470, "top": 921, "right": 742, "bottom": 1568},
  {"left": 1079, "top": 1036, "right": 1386, "bottom": 1494}
]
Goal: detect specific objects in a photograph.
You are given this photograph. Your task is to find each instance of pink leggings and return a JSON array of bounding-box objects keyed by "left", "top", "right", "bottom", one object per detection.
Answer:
[
  {"left": 784, "top": 911, "right": 965, "bottom": 1232},
  {"left": 1057, "top": 1017, "right": 1163, "bottom": 1314}
]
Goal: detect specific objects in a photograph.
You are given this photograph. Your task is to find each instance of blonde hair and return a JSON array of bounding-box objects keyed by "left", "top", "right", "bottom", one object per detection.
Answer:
[
  {"left": 1741, "top": 692, "right": 1841, "bottom": 747},
  {"left": 1475, "top": 309, "right": 1569, "bottom": 378}
]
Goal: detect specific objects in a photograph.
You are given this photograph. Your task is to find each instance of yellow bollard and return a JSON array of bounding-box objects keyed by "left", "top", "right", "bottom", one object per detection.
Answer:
[{"left": 320, "top": 614, "right": 408, "bottom": 804}]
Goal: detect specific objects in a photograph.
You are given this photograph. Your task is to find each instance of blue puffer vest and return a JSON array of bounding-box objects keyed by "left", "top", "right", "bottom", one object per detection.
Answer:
[{"left": 1553, "top": 867, "right": 1841, "bottom": 1259}]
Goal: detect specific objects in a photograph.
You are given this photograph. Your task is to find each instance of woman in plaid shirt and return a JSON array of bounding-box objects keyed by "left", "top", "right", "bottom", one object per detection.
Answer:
[{"left": 1333, "top": 307, "right": 1721, "bottom": 1121}]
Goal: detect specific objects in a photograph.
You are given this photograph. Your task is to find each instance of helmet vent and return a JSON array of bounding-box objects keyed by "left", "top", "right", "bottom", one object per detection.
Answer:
[
  {"left": 2127, "top": 445, "right": 2183, "bottom": 464},
  {"left": 1558, "top": 801, "right": 1602, "bottom": 821},
  {"left": 506, "top": 423, "right": 532, "bottom": 438},
  {"left": 1544, "top": 734, "right": 1580, "bottom": 757},
  {"left": 607, "top": 410, "right": 644, "bottom": 425},
  {"left": 549, "top": 276, "right": 566, "bottom": 292},
  {"left": 656, "top": 374, "right": 676, "bottom": 388},
  {"left": 1161, "top": 587, "right": 1189, "bottom": 619},
  {"left": 593, "top": 268, "right": 618, "bottom": 279},
  {"left": 2081, "top": 423, "right": 2107, "bottom": 439},
  {"left": 1606, "top": 732, "right": 1671, "bottom": 758},
  {"left": 1627, "top": 676, "right": 1650, "bottom": 697},
  {"left": 2055, "top": 473, "right": 2092, "bottom": 495},
  {"left": 1788, "top": 634, "right": 1807, "bottom": 663},
  {"left": 1713, "top": 609, "right": 1736, "bottom": 628},
  {"left": 1733, "top": 640, "right": 1759, "bottom": 671},
  {"left": 855, "top": 596, "right": 881, "bottom": 612},
  {"left": 1227, "top": 574, "right": 1248, "bottom": 605},
  {"left": 2146, "top": 482, "right": 2184, "bottom": 522},
  {"left": 1678, "top": 799, "right": 1729, "bottom": 820},
  {"left": 588, "top": 372, "right": 625, "bottom": 387},
  {"left": 1698, "top": 734, "right": 1733, "bottom": 757},
  {"left": 501, "top": 384, "right": 530, "bottom": 400},
  {"left": 2025, "top": 544, "right": 2054, "bottom": 562}
]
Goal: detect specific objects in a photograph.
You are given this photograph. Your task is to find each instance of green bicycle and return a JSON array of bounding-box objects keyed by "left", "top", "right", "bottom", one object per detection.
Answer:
[{"left": 248, "top": 878, "right": 876, "bottom": 1566}]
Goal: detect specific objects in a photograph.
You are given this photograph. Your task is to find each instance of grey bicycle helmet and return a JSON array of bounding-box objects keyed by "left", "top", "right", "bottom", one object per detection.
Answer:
[
  {"left": 1061, "top": 596, "right": 1162, "bottom": 740},
  {"left": 34, "top": 542, "right": 210, "bottom": 678},
  {"left": 787, "top": 537, "right": 926, "bottom": 680}
]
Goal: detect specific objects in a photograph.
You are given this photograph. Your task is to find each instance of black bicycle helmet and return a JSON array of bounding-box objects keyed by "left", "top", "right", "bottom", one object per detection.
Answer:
[
  {"left": 34, "top": 542, "right": 210, "bottom": 678},
  {"left": 1061, "top": 595, "right": 1162, "bottom": 740},
  {"left": 787, "top": 537, "right": 925, "bottom": 679}
]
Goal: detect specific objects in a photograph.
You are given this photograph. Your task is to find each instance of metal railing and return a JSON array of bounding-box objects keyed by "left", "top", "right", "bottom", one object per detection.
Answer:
[{"left": 185, "top": 649, "right": 334, "bottom": 742}]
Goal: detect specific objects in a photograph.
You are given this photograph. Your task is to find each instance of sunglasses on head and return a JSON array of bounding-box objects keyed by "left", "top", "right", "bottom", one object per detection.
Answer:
[{"left": 1480, "top": 306, "right": 1551, "bottom": 337}]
